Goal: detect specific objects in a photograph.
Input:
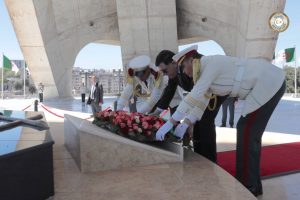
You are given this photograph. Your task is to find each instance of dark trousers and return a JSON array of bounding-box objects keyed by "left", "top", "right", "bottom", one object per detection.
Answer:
[
  {"left": 91, "top": 100, "right": 101, "bottom": 116},
  {"left": 129, "top": 96, "right": 137, "bottom": 113},
  {"left": 81, "top": 93, "right": 86, "bottom": 102},
  {"left": 193, "top": 95, "right": 228, "bottom": 162},
  {"left": 236, "top": 81, "right": 285, "bottom": 195},
  {"left": 170, "top": 106, "right": 178, "bottom": 115},
  {"left": 221, "top": 97, "right": 235, "bottom": 127},
  {"left": 39, "top": 93, "right": 43, "bottom": 102}
]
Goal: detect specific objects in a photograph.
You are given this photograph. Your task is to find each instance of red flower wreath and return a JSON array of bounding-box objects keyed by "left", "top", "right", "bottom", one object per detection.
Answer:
[{"left": 93, "top": 109, "right": 168, "bottom": 142}]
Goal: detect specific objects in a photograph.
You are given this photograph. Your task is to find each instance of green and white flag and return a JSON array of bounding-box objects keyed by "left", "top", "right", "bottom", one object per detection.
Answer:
[
  {"left": 273, "top": 50, "right": 286, "bottom": 68},
  {"left": 1, "top": 54, "right": 12, "bottom": 70},
  {"left": 11, "top": 61, "right": 19, "bottom": 73},
  {"left": 285, "top": 47, "right": 295, "bottom": 62},
  {"left": 1, "top": 54, "right": 12, "bottom": 99}
]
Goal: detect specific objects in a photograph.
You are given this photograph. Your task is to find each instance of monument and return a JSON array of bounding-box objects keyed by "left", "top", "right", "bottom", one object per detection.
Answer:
[{"left": 4, "top": 0, "right": 285, "bottom": 98}]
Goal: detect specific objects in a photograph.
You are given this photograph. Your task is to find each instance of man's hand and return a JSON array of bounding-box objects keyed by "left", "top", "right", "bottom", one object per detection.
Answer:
[
  {"left": 174, "top": 123, "right": 189, "bottom": 139},
  {"left": 174, "top": 118, "right": 194, "bottom": 140},
  {"left": 155, "top": 120, "right": 174, "bottom": 141},
  {"left": 130, "top": 98, "right": 135, "bottom": 104}
]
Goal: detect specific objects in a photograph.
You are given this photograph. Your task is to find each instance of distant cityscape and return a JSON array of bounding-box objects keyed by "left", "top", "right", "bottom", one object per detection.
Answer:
[
  {"left": 1, "top": 59, "right": 125, "bottom": 97},
  {"left": 72, "top": 67, "right": 125, "bottom": 95}
]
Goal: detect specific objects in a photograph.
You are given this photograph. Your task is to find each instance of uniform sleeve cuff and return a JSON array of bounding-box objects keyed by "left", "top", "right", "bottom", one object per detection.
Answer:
[
  {"left": 156, "top": 107, "right": 164, "bottom": 112},
  {"left": 186, "top": 113, "right": 199, "bottom": 124},
  {"left": 172, "top": 111, "right": 185, "bottom": 121},
  {"left": 190, "top": 107, "right": 204, "bottom": 121}
]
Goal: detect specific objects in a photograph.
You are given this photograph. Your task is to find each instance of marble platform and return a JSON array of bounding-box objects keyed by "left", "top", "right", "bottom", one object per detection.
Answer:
[
  {"left": 64, "top": 115, "right": 183, "bottom": 173},
  {"left": 53, "top": 146, "right": 256, "bottom": 200}
]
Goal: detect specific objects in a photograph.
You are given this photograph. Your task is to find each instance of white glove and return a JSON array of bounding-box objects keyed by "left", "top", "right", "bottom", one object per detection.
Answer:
[
  {"left": 155, "top": 120, "right": 174, "bottom": 141},
  {"left": 174, "top": 122, "right": 189, "bottom": 139},
  {"left": 137, "top": 102, "right": 151, "bottom": 113}
]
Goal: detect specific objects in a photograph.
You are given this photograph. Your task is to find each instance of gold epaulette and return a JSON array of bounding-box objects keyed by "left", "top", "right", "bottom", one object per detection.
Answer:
[
  {"left": 154, "top": 71, "right": 163, "bottom": 88},
  {"left": 192, "top": 58, "right": 201, "bottom": 84},
  {"left": 127, "top": 73, "right": 134, "bottom": 85}
]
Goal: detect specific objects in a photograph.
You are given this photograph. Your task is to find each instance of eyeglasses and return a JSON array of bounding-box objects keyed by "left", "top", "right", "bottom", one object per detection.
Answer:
[{"left": 134, "top": 70, "right": 145, "bottom": 78}]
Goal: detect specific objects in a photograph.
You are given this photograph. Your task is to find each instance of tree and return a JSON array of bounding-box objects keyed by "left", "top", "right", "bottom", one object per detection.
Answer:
[
  {"left": 283, "top": 66, "right": 300, "bottom": 93},
  {"left": 14, "top": 81, "right": 23, "bottom": 90}
]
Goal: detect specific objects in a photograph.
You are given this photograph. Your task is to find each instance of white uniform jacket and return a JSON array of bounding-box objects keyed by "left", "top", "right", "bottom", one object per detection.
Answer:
[
  {"left": 117, "top": 72, "right": 166, "bottom": 113},
  {"left": 177, "top": 55, "right": 285, "bottom": 121}
]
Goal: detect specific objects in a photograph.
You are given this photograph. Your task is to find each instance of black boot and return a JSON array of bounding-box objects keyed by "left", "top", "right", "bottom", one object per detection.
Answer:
[{"left": 247, "top": 186, "right": 263, "bottom": 197}]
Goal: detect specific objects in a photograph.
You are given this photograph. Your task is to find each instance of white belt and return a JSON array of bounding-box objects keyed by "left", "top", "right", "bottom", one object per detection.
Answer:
[{"left": 230, "top": 61, "right": 245, "bottom": 97}]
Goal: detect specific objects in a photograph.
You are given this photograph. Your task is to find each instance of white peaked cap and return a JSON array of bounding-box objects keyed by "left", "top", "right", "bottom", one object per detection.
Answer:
[
  {"left": 128, "top": 55, "right": 151, "bottom": 71},
  {"left": 172, "top": 45, "right": 198, "bottom": 64}
]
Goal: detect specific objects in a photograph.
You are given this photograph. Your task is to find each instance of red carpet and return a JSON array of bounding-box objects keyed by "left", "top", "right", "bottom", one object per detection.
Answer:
[{"left": 217, "top": 142, "right": 300, "bottom": 178}]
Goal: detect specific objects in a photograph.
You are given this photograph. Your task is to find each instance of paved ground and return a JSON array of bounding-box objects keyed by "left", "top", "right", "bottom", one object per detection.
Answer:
[{"left": 1, "top": 96, "right": 300, "bottom": 199}]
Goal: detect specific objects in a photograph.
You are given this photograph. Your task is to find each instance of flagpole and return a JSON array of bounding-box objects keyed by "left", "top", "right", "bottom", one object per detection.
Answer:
[
  {"left": 23, "top": 61, "right": 26, "bottom": 98},
  {"left": 1, "top": 53, "right": 3, "bottom": 100},
  {"left": 295, "top": 45, "right": 298, "bottom": 97}
]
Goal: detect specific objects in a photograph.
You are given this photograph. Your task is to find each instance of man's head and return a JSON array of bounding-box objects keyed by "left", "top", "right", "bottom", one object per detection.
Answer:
[
  {"left": 173, "top": 45, "right": 203, "bottom": 77},
  {"left": 155, "top": 50, "right": 177, "bottom": 78},
  {"left": 127, "top": 55, "right": 151, "bottom": 81},
  {"left": 90, "top": 75, "right": 97, "bottom": 84}
]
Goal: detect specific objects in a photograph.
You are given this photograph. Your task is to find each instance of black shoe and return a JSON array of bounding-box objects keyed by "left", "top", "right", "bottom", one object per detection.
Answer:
[
  {"left": 230, "top": 125, "right": 234, "bottom": 128},
  {"left": 220, "top": 124, "right": 226, "bottom": 127},
  {"left": 248, "top": 187, "right": 263, "bottom": 197}
]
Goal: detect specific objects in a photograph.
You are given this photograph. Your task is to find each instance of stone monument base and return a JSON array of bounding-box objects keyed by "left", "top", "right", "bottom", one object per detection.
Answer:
[{"left": 64, "top": 115, "right": 183, "bottom": 173}]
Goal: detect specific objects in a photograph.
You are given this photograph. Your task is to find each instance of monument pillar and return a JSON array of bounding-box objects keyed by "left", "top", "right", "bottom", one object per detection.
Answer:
[{"left": 116, "top": 0, "right": 178, "bottom": 66}]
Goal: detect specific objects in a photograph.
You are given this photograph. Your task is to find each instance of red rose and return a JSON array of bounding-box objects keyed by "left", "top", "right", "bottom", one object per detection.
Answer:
[
  {"left": 146, "top": 131, "right": 152, "bottom": 136},
  {"left": 120, "top": 123, "right": 126, "bottom": 128},
  {"left": 142, "top": 121, "right": 149, "bottom": 129}
]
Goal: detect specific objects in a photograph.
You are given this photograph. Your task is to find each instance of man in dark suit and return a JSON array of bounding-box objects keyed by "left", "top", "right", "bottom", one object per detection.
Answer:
[
  {"left": 88, "top": 75, "right": 103, "bottom": 116},
  {"left": 38, "top": 82, "right": 44, "bottom": 102},
  {"left": 154, "top": 48, "right": 227, "bottom": 162},
  {"left": 221, "top": 97, "right": 237, "bottom": 128}
]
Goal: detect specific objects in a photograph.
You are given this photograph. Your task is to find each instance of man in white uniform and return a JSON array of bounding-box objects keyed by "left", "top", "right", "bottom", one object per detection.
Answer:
[
  {"left": 117, "top": 55, "right": 166, "bottom": 113},
  {"left": 156, "top": 46, "right": 286, "bottom": 197}
]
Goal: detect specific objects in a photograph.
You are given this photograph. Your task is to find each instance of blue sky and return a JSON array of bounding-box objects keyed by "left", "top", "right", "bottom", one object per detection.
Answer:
[{"left": 0, "top": 0, "right": 299, "bottom": 69}]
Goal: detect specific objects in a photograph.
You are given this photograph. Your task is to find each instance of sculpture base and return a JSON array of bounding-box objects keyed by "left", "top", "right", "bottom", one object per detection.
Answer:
[{"left": 64, "top": 115, "right": 183, "bottom": 173}]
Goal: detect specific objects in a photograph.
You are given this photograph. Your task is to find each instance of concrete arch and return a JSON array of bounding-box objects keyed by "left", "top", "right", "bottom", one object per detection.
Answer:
[
  {"left": 5, "top": 0, "right": 120, "bottom": 97},
  {"left": 73, "top": 42, "right": 123, "bottom": 95},
  {"left": 179, "top": 38, "right": 227, "bottom": 56},
  {"left": 176, "top": 0, "right": 286, "bottom": 58},
  {"left": 35, "top": 0, "right": 120, "bottom": 97},
  {"left": 74, "top": 42, "right": 122, "bottom": 70},
  {"left": 5, "top": 0, "right": 285, "bottom": 98}
]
